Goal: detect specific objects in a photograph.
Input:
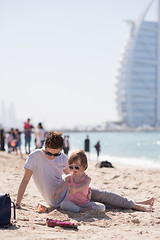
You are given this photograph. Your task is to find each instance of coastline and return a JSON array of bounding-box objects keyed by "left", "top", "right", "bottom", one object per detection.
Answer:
[
  {"left": 3, "top": 131, "right": 160, "bottom": 169},
  {"left": 0, "top": 151, "right": 160, "bottom": 240},
  {"left": 3, "top": 128, "right": 160, "bottom": 133}
]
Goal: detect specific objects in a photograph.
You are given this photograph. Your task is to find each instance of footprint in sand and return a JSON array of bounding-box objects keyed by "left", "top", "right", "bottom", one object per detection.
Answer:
[
  {"left": 131, "top": 218, "right": 140, "bottom": 224},
  {"left": 19, "top": 217, "right": 29, "bottom": 221},
  {"left": 112, "top": 175, "right": 120, "bottom": 179}
]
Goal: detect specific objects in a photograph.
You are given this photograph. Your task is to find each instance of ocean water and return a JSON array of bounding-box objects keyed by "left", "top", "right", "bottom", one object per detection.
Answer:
[{"left": 19, "top": 131, "right": 160, "bottom": 168}]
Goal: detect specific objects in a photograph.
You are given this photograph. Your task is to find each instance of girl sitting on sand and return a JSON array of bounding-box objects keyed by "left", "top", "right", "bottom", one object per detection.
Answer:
[{"left": 51, "top": 149, "right": 105, "bottom": 213}]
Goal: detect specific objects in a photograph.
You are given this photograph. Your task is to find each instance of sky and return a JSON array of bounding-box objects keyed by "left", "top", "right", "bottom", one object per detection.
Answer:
[{"left": 0, "top": 0, "right": 157, "bottom": 130}]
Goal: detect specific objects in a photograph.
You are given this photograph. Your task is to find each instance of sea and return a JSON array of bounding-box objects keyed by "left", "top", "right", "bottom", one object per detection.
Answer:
[{"left": 19, "top": 131, "right": 160, "bottom": 169}]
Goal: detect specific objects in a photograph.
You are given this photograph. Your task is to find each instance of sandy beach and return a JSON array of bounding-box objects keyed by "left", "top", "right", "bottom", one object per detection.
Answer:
[{"left": 0, "top": 151, "right": 160, "bottom": 240}]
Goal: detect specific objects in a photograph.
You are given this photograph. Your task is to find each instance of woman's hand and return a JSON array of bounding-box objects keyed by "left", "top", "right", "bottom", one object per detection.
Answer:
[
  {"left": 15, "top": 203, "right": 21, "bottom": 209},
  {"left": 87, "top": 188, "right": 92, "bottom": 200}
]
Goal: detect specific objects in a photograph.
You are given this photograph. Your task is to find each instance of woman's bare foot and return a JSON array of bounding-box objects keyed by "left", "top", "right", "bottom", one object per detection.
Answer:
[
  {"left": 136, "top": 197, "right": 155, "bottom": 206},
  {"left": 132, "top": 203, "right": 154, "bottom": 212}
]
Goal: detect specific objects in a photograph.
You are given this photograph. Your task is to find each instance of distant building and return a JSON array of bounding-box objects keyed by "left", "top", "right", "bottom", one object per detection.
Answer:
[
  {"left": 0, "top": 101, "right": 19, "bottom": 129},
  {"left": 116, "top": 0, "right": 160, "bottom": 127}
]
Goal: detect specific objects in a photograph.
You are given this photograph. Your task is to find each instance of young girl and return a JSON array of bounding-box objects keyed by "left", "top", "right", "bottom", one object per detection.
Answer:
[{"left": 51, "top": 149, "right": 105, "bottom": 213}]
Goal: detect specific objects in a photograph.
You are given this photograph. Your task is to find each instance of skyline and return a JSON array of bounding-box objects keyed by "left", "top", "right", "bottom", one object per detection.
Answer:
[{"left": 0, "top": 0, "right": 157, "bottom": 130}]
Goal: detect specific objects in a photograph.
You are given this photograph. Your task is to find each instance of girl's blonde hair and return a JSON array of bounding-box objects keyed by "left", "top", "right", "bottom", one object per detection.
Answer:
[{"left": 69, "top": 149, "right": 88, "bottom": 170}]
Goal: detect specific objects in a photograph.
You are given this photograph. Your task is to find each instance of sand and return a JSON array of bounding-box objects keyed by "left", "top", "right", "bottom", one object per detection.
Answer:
[{"left": 0, "top": 151, "right": 160, "bottom": 240}]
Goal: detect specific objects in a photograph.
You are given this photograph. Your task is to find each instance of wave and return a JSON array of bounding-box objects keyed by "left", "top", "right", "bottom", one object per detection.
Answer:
[{"left": 95, "top": 153, "right": 160, "bottom": 169}]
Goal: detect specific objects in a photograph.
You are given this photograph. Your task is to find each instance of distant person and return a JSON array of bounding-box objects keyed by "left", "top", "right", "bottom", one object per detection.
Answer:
[
  {"left": 14, "top": 129, "right": 23, "bottom": 158},
  {"left": 63, "top": 135, "right": 70, "bottom": 156},
  {"left": 35, "top": 122, "right": 46, "bottom": 148},
  {"left": 84, "top": 135, "right": 90, "bottom": 152},
  {"left": 0, "top": 129, "right": 5, "bottom": 151},
  {"left": 84, "top": 135, "right": 90, "bottom": 159},
  {"left": 6, "top": 131, "right": 14, "bottom": 153},
  {"left": 24, "top": 118, "right": 34, "bottom": 154},
  {"left": 94, "top": 140, "right": 101, "bottom": 160},
  {"left": 10, "top": 128, "right": 15, "bottom": 139},
  {"left": 10, "top": 128, "right": 16, "bottom": 152}
]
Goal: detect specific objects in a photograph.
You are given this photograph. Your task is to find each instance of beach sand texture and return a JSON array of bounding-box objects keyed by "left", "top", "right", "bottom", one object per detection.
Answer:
[{"left": 0, "top": 151, "right": 160, "bottom": 240}]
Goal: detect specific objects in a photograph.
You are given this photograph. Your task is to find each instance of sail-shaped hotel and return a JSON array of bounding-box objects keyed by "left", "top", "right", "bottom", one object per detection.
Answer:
[{"left": 116, "top": 0, "right": 160, "bottom": 127}]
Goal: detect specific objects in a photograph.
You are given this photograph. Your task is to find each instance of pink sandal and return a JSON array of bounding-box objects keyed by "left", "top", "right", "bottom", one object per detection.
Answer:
[{"left": 46, "top": 218, "right": 78, "bottom": 229}]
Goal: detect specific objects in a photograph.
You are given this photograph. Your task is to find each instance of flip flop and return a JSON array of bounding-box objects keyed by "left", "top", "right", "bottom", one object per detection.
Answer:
[{"left": 46, "top": 218, "right": 78, "bottom": 229}]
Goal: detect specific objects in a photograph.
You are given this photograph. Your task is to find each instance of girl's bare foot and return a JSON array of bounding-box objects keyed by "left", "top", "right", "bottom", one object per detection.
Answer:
[
  {"left": 132, "top": 203, "right": 154, "bottom": 212},
  {"left": 136, "top": 197, "right": 155, "bottom": 206}
]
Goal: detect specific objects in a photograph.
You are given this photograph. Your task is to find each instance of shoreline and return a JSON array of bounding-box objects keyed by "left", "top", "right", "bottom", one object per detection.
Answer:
[
  {"left": 2, "top": 146, "right": 160, "bottom": 170},
  {"left": 3, "top": 131, "right": 160, "bottom": 169},
  {"left": 3, "top": 128, "right": 160, "bottom": 134}
]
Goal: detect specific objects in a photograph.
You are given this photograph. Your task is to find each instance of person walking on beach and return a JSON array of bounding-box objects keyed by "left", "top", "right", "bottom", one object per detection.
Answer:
[
  {"left": 51, "top": 149, "right": 105, "bottom": 213},
  {"left": 94, "top": 140, "right": 100, "bottom": 160},
  {"left": 24, "top": 118, "right": 34, "bottom": 154},
  {"left": 84, "top": 135, "right": 90, "bottom": 153},
  {"left": 16, "top": 130, "right": 154, "bottom": 212}
]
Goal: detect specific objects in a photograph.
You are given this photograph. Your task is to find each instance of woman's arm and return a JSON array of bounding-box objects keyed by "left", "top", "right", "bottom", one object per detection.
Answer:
[
  {"left": 51, "top": 175, "right": 71, "bottom": 199},
  {"left": 16, "top": 168, "right": 32, "bottom": 207}
]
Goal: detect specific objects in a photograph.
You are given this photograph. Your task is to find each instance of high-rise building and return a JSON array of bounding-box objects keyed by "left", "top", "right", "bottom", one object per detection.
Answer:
[
  {"left": 116, "top": 0, "right": 160, "bottom": 127},
  {"left": 0, "top": 101, "right": 19, "bottom": 129}
]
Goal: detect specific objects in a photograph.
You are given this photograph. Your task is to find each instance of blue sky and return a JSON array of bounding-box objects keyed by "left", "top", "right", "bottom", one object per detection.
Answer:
[{"left": 0, "top": 0, "right": 157, "bottom": 130}]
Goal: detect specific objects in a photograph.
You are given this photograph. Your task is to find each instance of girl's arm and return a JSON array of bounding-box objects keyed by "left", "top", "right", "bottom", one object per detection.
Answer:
[
  {"left": 51, "top": 175, "right": 71, "bottom": 199},
  {"left": 69, "top": 176, "right": 91, "bottom": 194}
]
